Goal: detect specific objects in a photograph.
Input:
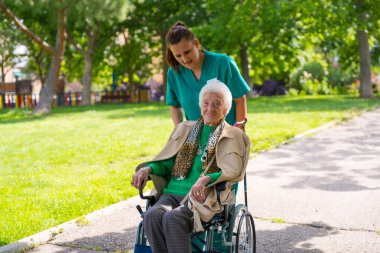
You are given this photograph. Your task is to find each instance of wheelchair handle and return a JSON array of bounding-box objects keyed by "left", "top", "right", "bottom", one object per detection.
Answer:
[{"left": 139, "top": 187, "right": 155, "bottom": 204}]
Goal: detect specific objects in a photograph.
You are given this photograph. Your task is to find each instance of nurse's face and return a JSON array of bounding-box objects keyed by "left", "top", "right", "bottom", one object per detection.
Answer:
[{"left": 169, "top": 38, "right": 201, "bottom": 71}]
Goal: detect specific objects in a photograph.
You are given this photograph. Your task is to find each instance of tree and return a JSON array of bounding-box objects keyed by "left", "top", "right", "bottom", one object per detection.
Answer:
[
  {"left": 300, "top": 0, "right": 379, "bottom": 98},
  {"left": 126, "top": 0, "right": 207, "bottom": 93},
  {"left": 23, "top": 40, "right": 50, "bottom": 87},
  {"left": 66, "top": 0, "right": 126, "bottom": 105},
  {"left": 198, "top": 0, "right": 306, "bottom": 86},
  {"left": 0, "top": 0, "right": 67, "bottom": 113},
  {"left": 0, "top": 14, "right": 23, "bottom": 82},
  {"left": 107, "top": 31, "right": 154, "bottom": 89},
  {"left": 196, "top": 0, "right": 258, "bottom": 85}
]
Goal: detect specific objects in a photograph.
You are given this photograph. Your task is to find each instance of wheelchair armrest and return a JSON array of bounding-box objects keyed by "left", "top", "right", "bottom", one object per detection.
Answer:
[
  {"left": 215, "top": 181, "right": 227, "bottom": 192},
  {"left": 215, "top": 181, "right": 227, "bottom": 204}
]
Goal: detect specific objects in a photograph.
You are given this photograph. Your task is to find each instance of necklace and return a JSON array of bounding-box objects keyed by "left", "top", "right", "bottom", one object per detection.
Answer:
[
  {"left": 197, "top": 143, "right": 207, "bottom": 155},
  {"left": 201, "top": 148, "right": 208, "bottom": 163}
]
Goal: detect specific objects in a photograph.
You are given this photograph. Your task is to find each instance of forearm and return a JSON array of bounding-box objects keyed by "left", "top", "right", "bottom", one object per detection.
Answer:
[
  {"left": 234, "top": 95, "right": 247, "bottom": 122},
  {"left": 170, "top": 106, "right": 183, "bottom": 126}
]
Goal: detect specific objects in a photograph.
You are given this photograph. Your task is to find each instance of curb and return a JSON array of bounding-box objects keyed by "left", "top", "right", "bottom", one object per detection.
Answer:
[
  {"left": 282, "top": 121, "right": 337, "bottom": 145},
  {"left": 0, "top": 195, "right": 142, "bottom": 253}
]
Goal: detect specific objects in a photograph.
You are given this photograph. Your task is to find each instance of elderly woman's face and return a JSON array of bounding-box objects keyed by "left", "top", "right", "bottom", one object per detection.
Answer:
[{"left": 201, "top": 92, "right": 226, "bottom": 126}]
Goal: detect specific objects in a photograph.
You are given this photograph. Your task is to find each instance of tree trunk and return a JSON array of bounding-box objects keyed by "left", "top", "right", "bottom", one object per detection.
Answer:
[
  {"left": 1, "top": 63, "right": 5, "bottom": 82},
  {"left": 240, "top": 44, "right": 250, "bottom": 86},
  {"left": 128, "top": 71, "right": 134, "bottom": 101},
  {"left": 36, "top": 58, "right": 46, "bottom": 88},
  {"left": 0, "top": 55, "right": 12, "bottom": 83},
  {"left": 35, "top": 7, "right": 67, "bottom": 113},
  {"left": 82, "top": 34, "right": 96, "bottom": 105},
  {"left": 357, "top": 0, "right": 373, "bottom": 98},
  {"left": 160, "top": 32, "right": 168, "bottom": 98}
]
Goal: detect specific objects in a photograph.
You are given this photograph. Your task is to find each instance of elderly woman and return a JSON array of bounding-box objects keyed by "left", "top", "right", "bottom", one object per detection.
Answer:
[{"left": 132, "top": 79, "right": 250, "bottom": 253}]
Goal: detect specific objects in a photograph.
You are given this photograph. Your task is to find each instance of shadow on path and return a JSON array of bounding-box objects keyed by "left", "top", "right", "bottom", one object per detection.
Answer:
[
  {"left": 50, "top": 221, "right": 340, "bottom": 253},
  {"left": 52, "top": 226, "right": 137, "bottom": 252},
  {"left": 256, "top": 221, "right": 338, "bottom": 253}
]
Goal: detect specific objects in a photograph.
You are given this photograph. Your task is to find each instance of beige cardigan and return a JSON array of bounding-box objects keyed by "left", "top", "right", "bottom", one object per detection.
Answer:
[{"left": 136, "top": 121, "right": 250, "bottom": 231}]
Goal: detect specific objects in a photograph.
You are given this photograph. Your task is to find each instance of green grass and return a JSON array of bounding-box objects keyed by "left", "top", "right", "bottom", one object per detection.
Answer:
[
  {"left": 0, "top": 95, "right": 379, "bottom": 245},
  {"left": 258, "top": 217, "right": 288, "bottom": 223}
]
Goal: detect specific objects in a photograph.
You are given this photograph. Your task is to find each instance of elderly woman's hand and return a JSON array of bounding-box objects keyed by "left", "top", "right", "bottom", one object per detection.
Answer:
[
  {"left": 132, "top": 167, "right": 151, "bottom": 190},
  {"left": 190, "top": 176, "right": 211, "bottom": 203}
]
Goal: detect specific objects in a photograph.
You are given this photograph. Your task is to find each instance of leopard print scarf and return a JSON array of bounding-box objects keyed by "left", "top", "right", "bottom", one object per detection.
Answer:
[{"left": 172, "top": 118, "right": 224, "bottom": 179}]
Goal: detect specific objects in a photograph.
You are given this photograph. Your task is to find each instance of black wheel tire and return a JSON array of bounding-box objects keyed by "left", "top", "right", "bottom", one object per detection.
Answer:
[{"left": 227, "top": 204, "right": 256, "bottom": 253}]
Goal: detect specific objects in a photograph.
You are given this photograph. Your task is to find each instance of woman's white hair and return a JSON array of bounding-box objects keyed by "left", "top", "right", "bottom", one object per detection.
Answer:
[{"left": 199, "top": 78, "right": 232, "bottom": 114}]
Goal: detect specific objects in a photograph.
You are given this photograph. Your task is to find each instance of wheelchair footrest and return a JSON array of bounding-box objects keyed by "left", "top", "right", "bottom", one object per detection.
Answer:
[{"left": 134, "top": 243, "right": 152, "bottom": 253}]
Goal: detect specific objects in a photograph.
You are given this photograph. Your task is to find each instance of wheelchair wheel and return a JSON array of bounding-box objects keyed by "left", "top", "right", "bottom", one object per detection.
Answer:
[
  {"left": 134, "top": 221, "right": 152, "bottom": 253},
  {"left": 228, "top": 204, "right": 256, "bottom": 253}
]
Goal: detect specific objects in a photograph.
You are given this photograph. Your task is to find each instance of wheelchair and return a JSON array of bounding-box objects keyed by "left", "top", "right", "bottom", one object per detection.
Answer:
[{"left": 134, "top": 174, "right": 256, "bottom": 253}]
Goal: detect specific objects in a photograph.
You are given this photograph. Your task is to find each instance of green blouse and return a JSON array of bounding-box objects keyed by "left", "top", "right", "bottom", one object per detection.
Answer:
[{"left": 148, "top": 124, "right": 222, "bottom": 196}]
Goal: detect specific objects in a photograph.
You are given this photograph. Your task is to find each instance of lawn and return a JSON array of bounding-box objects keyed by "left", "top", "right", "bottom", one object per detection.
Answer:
[{"left": 0, "top": 95, "right": 379, "bottom": 245}]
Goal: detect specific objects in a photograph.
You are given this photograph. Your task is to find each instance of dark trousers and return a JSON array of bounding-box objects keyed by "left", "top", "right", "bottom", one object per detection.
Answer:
[{"left": 143, "top": 194, "right": 194, "bottom": 253}]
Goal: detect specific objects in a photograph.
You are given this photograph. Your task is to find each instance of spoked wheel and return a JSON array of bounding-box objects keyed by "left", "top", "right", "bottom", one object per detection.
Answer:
[{"left": 228, "top": 204, "right": 256, "bottom": 253}]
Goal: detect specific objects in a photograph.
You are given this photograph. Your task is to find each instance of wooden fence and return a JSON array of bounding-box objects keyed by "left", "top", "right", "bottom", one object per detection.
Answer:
[{"left": 0, "top": 89, "right": 150, "bottom": 110}]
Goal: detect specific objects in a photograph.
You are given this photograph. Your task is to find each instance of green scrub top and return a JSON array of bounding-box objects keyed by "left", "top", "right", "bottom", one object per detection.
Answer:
[{"left": 166, "top": 50, "right": 250, "bottom": 125}]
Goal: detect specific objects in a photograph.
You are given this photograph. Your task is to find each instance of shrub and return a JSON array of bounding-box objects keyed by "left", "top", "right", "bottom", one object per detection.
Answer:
[
  {"left": 299, "top": 75, "right": 332, "bottom": 95},
  {"left": 290, "top": 62, "right": 325, "bottom": 90},
  {"left": 288, "top": 88, "right": 299, "bottom": 96},
  {"left": 327, "top": 66, "right": 356, "bottom": 88}
]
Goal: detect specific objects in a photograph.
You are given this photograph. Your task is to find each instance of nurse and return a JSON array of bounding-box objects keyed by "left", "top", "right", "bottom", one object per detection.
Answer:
[{"left": 165, "top": 21, "right": 250, "bottom": 130}]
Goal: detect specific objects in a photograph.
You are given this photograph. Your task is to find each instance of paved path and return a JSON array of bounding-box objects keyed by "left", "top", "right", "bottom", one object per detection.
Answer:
[
  {"left": 2, "top": 109, "right": 380, "bottom": 253},
  {"left": 239, "top": 108, "right": 380, "bottom": 252}
]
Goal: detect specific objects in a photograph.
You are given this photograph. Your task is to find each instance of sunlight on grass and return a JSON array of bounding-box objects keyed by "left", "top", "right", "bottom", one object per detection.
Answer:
[{"left": 0, "top": 96, "right": 379, "bottom": 245}]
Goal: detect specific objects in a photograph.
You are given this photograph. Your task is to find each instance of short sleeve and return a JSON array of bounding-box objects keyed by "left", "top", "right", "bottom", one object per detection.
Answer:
[
  {"left": 166, "top": 68, "right": 181, "bottom": 107},
  {"left": 225, "top": 57, "right": 250, "bottom": 99}
]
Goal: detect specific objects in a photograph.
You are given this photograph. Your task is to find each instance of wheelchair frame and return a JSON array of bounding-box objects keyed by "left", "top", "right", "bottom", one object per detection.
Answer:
[{"left": 134, "top": 174, "right": 256, "bottom": 253}]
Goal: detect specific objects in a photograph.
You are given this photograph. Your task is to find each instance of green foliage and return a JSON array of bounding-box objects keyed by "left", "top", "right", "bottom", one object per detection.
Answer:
[
  {"left": 2, "top": 0, "right": 378, "bottom": 98},
  {"left": 327, "top": 65, "right": 356, "bottom": 88},
  {"left": 290, "top": 62, "right": 325, "bottom": 90},
  {"left": 289, "top": 59, "right": 358, "bottom": 95},
  {"left": 75, "top": 216, "right": 90, "bottom": 226},
  {"left": 23, "top": 40, "right": 51, "bottom": 85},
  {"left": 300, "top": 77, "right": 334, "bottom": 95},
  {"left": 0, "top": 13, "right": 24, "bottom": 81},
  {"left": 106, "top": 31, "right": 154, "bottom": 86},
  {"left": 64, "top": 0, "right": 127, "bottom": 87},
  {"left": 198, "top": 0, "right": 304, "bottom": 83},
  {"left": 126, "top": 0, "right": 208, "bottom": 83}
]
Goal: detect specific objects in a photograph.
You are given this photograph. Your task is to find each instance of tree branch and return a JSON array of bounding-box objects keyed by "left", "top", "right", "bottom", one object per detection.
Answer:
[{"left": 0, "top": 2, "right": 54, "bottom": 55}]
